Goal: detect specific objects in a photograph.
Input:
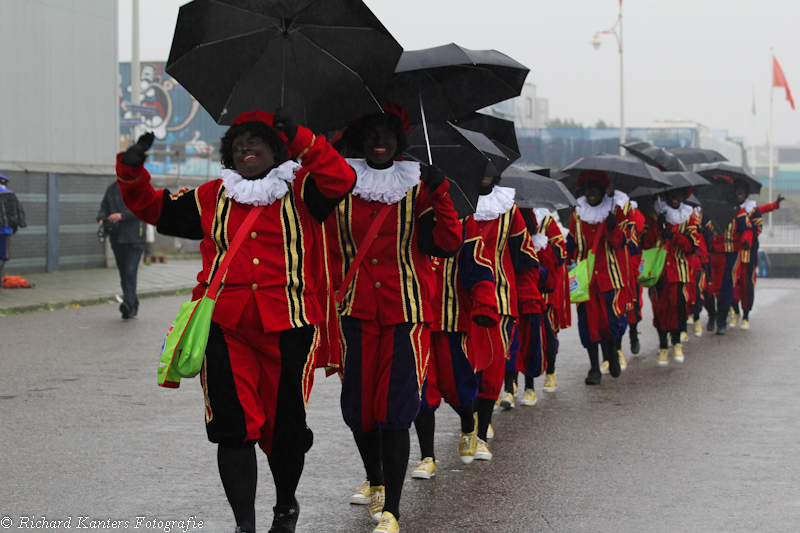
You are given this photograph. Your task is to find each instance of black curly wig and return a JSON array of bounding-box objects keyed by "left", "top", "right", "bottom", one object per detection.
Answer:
[
  {"left": 219, "top": 121, "right": 289, "bottom": 171},
  {"left": 341, "top": 111, "right": 409, "bottom": 160}
]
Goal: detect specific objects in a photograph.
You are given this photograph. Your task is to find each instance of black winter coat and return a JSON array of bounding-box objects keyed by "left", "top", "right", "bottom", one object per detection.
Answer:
[
  {"left": 0, "top": 190, "right": 26, "bottom": 233},
  {"left": 97, "top": 182, "right": 145, "bottom": 244}
]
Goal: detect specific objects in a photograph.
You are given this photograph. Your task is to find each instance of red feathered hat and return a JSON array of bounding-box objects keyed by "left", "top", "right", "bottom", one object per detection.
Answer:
[
  {"left": 382, "top": 100, "right": 410, "bottom": 134},
  {"left": 231, "top": 110, "right": 275, "bottom": 127},
  {"left": 577, "top": 170, "right": 610, "bottom": 189}
]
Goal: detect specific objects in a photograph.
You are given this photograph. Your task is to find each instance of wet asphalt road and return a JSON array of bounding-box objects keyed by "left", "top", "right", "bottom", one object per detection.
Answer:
[{"left": 1, "top": 282, "right": 799, "bottom": 533}]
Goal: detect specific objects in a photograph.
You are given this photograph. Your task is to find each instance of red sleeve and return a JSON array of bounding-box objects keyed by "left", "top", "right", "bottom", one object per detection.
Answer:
[
  {"left": 642, "top": 213, "right": 659, "bottom": 250},
  {"left": 606, "top": 206, "right": 627, "bottom": 250},
  {"left": 469, "top": 279, "right": 499, "bottom": 327},
  {"left": 289, "top": 126, "right": 355, "bottom": 199},
  {"left": 757, "top": 201, "right": 780, "bottom": 215},
  {"left": 115, "top": 153, "right": 164, "bottom": 225},
  {"left": 426, "top": 179, "right": 464, "bottom": 254}
]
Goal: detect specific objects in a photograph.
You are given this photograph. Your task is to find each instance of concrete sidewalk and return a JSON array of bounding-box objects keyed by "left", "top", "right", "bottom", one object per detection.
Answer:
[{"left": 0, "top": 259, "right": 202, "bottom": 313}]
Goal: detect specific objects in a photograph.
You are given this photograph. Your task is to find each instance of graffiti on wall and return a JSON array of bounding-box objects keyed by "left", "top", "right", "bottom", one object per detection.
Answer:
[{"left": 119, "top": 62, "right": 227, "bottom": 177}]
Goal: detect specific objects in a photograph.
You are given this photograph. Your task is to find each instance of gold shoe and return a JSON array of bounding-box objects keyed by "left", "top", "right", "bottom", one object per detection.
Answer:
[
  {"left": 673, "top": 343, "right": 684, "bottom": 363},
  {"left": 459, "top": 426, "right": 477, "bottom": 464},
  {"left": 687, "top": 315, "right": 694, "bottom": 325},
  {"left": 520, "top": 389, "right": 537, "bottom": 406},
  {"left": 411, "top": 457, "right": 436, "bottom": 479},
  {"left": 657, "top": 348, "right": 669, "bottom": 366},
  {"left": 486, "top": 423, "right": 494, "bottom": 439},
  {"left": 475, "top": 438, "right": 493, "bottom": 461},
  {"left": 600, "top": 360, "right": 610, "bottom": 374},
  {"left": 618, "top": 350, "right": 627, "bottom": 371},
  {"left": 499, "top": 391, "right": 515, "bottom": 409},
  {"left": 740, "top": 319, "right": 750, "bottom": 330},
  {"left": 543, "top": 373, "right": 557, "bottom": 392},
  {"left": 694, "top": 320, "right": 703, "bottom": 337},
  {"left": 680, "top": 331, "right": 689, "bottom": 343},
  {"left": 368, "top": 485, "right": 385, "bottom": 520},
  {"left": 372, "top": 511, "right": 399, "bottom": 533},
  {"left": 349, "top": 480, "right": 371, "bottom": 505},
  {"left": 730, "top": 313, "right": 740, "bottom": 328}
]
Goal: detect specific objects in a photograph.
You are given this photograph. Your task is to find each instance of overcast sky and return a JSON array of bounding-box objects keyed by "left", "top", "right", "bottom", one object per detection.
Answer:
[{"left": 118, "top": 0, "right": 800, "bottom": 146}]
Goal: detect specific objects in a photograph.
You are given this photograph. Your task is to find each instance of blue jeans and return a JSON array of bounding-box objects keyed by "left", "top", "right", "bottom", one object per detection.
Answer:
[{"left": 111, "top": 241, "right": 144, "bottom": 312}]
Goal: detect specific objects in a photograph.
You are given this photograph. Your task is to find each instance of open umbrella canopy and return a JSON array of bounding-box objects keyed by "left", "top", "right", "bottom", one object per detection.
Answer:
[
  {"left": 622, "top": 141, "right": 687, "bottom": 171},
  {"left": 629, "top": 186, "right": 701, "bottom": 212},
  {"left": 697, "top": 199, "right": 739, "bottom": 234},
  {"left": 166, "top": 0, "right": 403, "bottom": 132},
  {"left": 667, "top": 147, "right": 728, "bottom": 165},
  {"left": 557, "top": 153, "right": 672, "bottom": 193},
  {"left": 499, "top": 165, "right": 577, "bottom": 211},
  {"left": 695, "top": 162, "right": 762, "bottom": 195},
  {"left": 405, "top": 122, "right": 508, "bottom": 218},
  {"left": 454, "top": 112, "right": 521, "bottom": 162},
  {"left": 513, "top": 161, "right": 551, "bottom": 178},
  {"left": 662, "top": 171, "right": 711, "bottom": 190},
  {"left": 386, "top": 43, "right": 529, "bottom": 125}
]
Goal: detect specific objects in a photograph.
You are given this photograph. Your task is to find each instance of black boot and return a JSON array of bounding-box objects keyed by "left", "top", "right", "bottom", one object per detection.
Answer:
[
  {"left": 716, "top": 303, "right": 728, "bottom": 336},
  {"left": 268, "top": 502, "right": 299, "bottom": 533},
  {"left": 604, "top": 340, "right": 621, "bottom": 378},
  {"left": 629, "top": 323, "right": 640, "bottom": 355},
  {"left": 585, "top": 345, "right": 601, "bottom": 385},
  {"left": 705, "top": 297, "right": 717, "bottom": 332}
]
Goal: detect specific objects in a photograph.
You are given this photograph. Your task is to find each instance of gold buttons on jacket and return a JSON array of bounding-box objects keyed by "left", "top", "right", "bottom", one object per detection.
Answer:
[
  {"left": 253, "top": 258, "right": 260, "bottom": 265},
  {"left": 371, "top": 259, "right": 378, "bottom": 265},
  {"left": 251, "top": 232, "right": 257, "bottom": 239},
  {"left": 374, "top": 282, "right": 381, "bottom": 288},
  {"left": 373, "top": 210, "right": 379, "bottom": 216},
  {"left": 252, "top": 284, "right": 258, "bottom": 290}
]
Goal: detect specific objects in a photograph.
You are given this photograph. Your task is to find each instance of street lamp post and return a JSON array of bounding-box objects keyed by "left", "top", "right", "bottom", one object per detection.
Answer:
[{"left": 592, "top": 0, "right": 624, "bottom": 156}]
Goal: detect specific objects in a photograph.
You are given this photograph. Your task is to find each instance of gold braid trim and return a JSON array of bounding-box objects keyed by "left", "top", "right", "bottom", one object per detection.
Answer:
[{"left": 116, "top": 172, "right": 144, "bottom": 185}]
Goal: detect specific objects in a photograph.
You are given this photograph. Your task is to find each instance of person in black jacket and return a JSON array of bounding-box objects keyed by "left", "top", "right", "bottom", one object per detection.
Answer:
[
  {"left": 97, "top": 181, "right": 146, "bottom": 318},
  {"left": 0, "top": 174, "right": 26, "bottom": 284}
]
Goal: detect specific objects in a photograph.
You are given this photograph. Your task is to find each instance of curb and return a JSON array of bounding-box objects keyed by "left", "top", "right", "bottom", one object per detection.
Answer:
[{"left": 0, "top": 286, "right": 195, "bottom": 315}]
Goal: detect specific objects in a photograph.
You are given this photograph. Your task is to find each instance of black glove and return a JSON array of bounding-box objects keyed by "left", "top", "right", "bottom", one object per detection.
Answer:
[
  {"left": 273, "top": 107, "right": 298, "bottom": 143},
  {"left": 423, "top": 165, "right": 446, "bottom": 191},
  {"left": 606, "top": 212, "right": 617, "bottom": 231},
  {"left": 473, "top": 315, "right": 493, "bottom": 328},
  {"left": 660, "top": 226, "right": 673, "bottom": 241},
  {"left": 777, "top": 194, "right": 785, "bottom": 205},
  {"left": 121, "top": 132, "right": 155, "bottom": 167}
]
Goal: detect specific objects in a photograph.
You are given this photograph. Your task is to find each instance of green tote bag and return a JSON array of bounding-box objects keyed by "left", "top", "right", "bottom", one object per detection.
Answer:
[
  {"left": 637, "top": 246, "right": 667, "bottom": 288},
  {"left": 157, "top": 205, "right": 264, "bottom": 388},
  {"left": 569, "top": 223, "right": 604, "bottom": 304}
]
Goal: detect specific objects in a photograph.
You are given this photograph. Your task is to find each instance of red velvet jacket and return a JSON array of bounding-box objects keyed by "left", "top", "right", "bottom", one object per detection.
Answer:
[
  {"left": 474, "top": 204, "right": 543, "bottom": 318},
  {"left": 642, "top": 210, "right": 700, "bottom": 284},
  {"left": 708, "top": 207, "right": 753, "bottom": 254},
  {"left": 431, "top": 216, "right": 499, "bottom": 333},
  {"left": 325, "top": 164, "right": 463, "bottom": 326},
  {"left": 567, "top": 207, "right": 628, "bottom": 293},
  {"left": 116, "top": 126, "right": 355, "bottom": 335}
]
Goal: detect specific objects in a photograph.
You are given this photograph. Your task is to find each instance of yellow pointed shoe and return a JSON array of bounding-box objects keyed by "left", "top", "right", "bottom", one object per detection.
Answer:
[
  {"left": 349, "top": 480, "right": 370, "bottom": 505},
  {"left": 459, "top": 426, "right": 477, "bottom": 464},
  {"left": 600, "top": 360, "right": 610, "bottom": 374},
  {"left": 368, "top": 485, "right": 385, "bottom": 520},
  {"left": 543, "top": 373, "right": 557, "bottom": 392},
  {"left": 475, "top": 438, "right": 493, "bottom": 461},
  {"left": 618, "top": 350, "right": 627, "bottom": 371},
  {"left": 657, "top": 348, "right": 669, "bottom": 366},
  {"left": 373, "top": 511, "right": 399, "bottom": 533},
  {"left": 694, "top": 320, "right": 703, "bottom": 337},
  {"left": 411, "top": 457, "right": 436, "bottom": 480},
  {"left": 680, "top": 331, "right": 689, "bottom": 343},
  {"left": 673, "top": 343, "right": 684, "bottom": 363},
  {"left": 740, "top": 319, "right": 750, "bottom": 330},
  {"left": 520, "top": 389, "right": 537, "bottom": 406}
]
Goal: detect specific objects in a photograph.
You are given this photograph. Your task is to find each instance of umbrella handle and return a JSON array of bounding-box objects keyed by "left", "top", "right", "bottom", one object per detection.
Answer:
[{"left": 419, "top": 93, "right": 433, "bottom": 165}]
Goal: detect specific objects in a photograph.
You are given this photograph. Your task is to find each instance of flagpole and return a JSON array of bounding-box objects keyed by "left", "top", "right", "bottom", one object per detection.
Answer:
[{"left": 769, "top": 59, "right": 774, "bottom": 237}]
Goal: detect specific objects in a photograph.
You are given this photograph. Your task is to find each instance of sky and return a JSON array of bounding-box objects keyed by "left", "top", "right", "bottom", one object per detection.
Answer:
[{"left": 118, "top": 0, "right": 800, "bottom": 146}]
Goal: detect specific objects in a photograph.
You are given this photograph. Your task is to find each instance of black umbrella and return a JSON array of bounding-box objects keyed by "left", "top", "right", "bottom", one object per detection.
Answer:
[
  {"left": 405, "top": 123, "right": 508, "bottom": 218},
  {"left": 695, "top": 162, "right": 762, "bottom": 195},
  {"left": 697, "top": 199, "right": 739, "bottom": 234},
  {"left": 386, "top": 43, "right": 530, "bottom": 125},
  {"left": 662, "top": 171, "right": 711, "bottom": 190},
  {"left": 454, "top": 112, "right": 521, "bottom": 162},
  {"left": 166, "top": 0, "right": 403, "bottom": 132},
  {"left": 513, "top": 161, "right": 551, "bottom": 178},
  {"left": 557, "top": 153, "right": 672, "bottom": 193},
  {"left": 622, "top": 141, "right": 687, "bottom": 171},
  {"left": 629, "top": 186, "right": 702, "bottom": 212},
  {"left": 667, "top": 147, "right": 728, "bottom": 165},
  {"left": 499, "top": 165, "right": 577, "bottom": 211}
]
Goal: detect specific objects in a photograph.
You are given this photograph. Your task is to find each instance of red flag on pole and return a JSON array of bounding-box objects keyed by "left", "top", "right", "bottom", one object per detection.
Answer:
[{"left": 773, "top": 55, "right": 795, "bottom": 110}]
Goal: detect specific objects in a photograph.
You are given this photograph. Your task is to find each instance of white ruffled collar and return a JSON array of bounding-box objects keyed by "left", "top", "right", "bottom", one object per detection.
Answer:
[
  {"left": 613, "top": 190, "right": 630, "bottom": 210},
  {"left": 576, "top": 194, "right": 614, "bottom": 225},
  {"left": 474, "top": 186, "right": 516, "bottom": 221},
  {"left": 533, "top": 208, "right": 553, "bottom": 230},
  {"left": 347, "top": 159, "right": 420, "bottom": 205},
  {"left": 741, "top": 199, "right": 757, "bottom": 213},
  {"left": 221, "top": 160, "right": 301, "bottom": 206},
  {"left": 655, "top": 198, "right": 693, "bottom": 225}
]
